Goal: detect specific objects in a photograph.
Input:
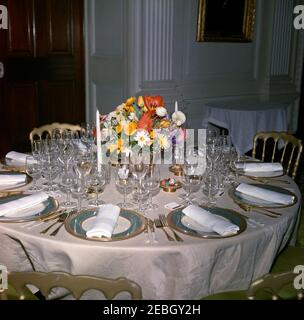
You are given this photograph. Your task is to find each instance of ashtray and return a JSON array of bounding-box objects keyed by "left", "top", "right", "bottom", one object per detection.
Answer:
[
  {"left": 169, "top": 165, "right": 183, "bottom": 176},
  {"left": 160, "top": 178, "right": 182, "bottom": 192}
]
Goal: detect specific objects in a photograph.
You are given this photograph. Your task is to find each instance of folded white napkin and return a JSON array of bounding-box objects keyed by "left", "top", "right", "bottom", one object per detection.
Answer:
[
  {"left": 236, "top": 183, "right": 294, "bottom": 205},
  {"left": 182, "top": 205, "right": 239, "bottom": 236},
  {"left": 86, "top": 204, "right": 120, "bottom": 238},
  {"left": 235, "top": 162, "right": 283, "bottom": 172},
  {"left": 0, "top": 174, "right": 26, "bottom": 187},
  {"left": 0, "top": 192, "right": 49, "bottom": 217},
  {"left": 5, "top": 151, "right": 36, "bottom": 166}
]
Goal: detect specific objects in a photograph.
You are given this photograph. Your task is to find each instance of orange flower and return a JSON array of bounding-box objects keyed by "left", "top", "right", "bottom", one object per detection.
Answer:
[
  {"left": 124, "top": 121, "right": 137, "bottom": 136},
  {"left": 143, "top": 96, "right": 164, "bottom": 108},
  {"left": 126, "top": 96, "right": 136, "bottom": 106},
  {"left": 160, "top": 119, "right": 171, "bottom": 128},
  {"left": 137, "top": 113, "right": 153, "bottom": 133},
  {"left": 115, "top": 123, "right": 123, "bottom": 134}
]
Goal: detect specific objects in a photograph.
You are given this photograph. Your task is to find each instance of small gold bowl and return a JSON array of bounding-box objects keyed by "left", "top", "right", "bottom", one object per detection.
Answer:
[
  {"left": 160, "top": 179, "right": 182, "bottom": 192},
  {"left": 169, "top": 165, "right": 183, "bottom": 176}
]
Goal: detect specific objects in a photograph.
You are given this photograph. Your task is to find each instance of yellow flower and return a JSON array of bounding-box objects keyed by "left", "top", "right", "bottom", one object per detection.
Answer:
[
  {"left": 115, "top": 123, "right": 123, "bottom": 134},
  {"left": 126, "top": 97, "right": 136, "bottom": 106},
  {"left": 108, "top": 139, "right": 124, "bottom": 153},
  {"left": 124, "top": 121, "right": 137, "bottom": 136},
  {"left": 137, "top": 96, "right": 145, "bottom": 107},
  {"left": 150, "top": 130, "right": 156, "bottom": 140},
  {"left": 160, "top": 119, "right": 171, "bottom": 128}
]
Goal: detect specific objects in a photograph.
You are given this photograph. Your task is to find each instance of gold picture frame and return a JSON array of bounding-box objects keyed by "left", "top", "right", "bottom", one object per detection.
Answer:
[{"left": 196, "top": 0, "right": 256, "bottom": 42}]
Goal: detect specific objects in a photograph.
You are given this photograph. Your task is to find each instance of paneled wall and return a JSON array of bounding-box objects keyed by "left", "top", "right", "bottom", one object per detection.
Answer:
[{"left": 85, "top": 0, "right": 303, "bottom": 131}]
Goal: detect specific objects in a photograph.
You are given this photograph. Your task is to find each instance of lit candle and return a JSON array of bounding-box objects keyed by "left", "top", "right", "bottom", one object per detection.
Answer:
[
  {"left": 175, "top": 101, "right": 178, "bottom": 113},
  {"left": 96, "top": 109, "right": 102, "bottom": 172}
]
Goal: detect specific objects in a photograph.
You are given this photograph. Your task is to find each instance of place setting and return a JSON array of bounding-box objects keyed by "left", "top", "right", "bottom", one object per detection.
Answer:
[
  {"left": 228, "top": 182, "right": 297, "bottom": 219},
  {"left": 0, "top": 191, "right": 59, "bottom": 223}
]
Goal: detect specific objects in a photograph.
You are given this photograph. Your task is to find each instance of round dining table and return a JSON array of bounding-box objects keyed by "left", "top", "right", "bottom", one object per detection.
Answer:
[{"left": 0, "top": 165, "right": 301, "bottom": 300}]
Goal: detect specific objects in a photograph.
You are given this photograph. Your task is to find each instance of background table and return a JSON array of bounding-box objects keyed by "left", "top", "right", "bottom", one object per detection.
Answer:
[
  {"left": 201, "top": 100, "right": 289, "bottom": 155},
  {"left": 0, "top": 166, "right": 301, "bottom": 299}
]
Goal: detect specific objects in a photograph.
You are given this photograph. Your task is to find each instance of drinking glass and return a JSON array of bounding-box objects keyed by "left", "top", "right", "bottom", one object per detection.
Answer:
[
  {"left": 71, "top": 178, "right": 85, "bottom": 211},
  {"left": 115, "top": 165, "right": 134, "bottom": 208},
  {"left": 181, "top": 173, "right": 202, "bottom": 205},
  {"left": 26, "top": 156, "right": 43, "bottom": 192},
  {"left": 61, "top": 172, "right": 77, "bottom": 208},
  {"left": 202, "top": 173, "right": 219, "bottom": 207},
  {"left": 87, "top": 170, "right": 106, "bottom": 207},
  {"left": 143, "top": 166, "right": 160, "bottom": 210}
]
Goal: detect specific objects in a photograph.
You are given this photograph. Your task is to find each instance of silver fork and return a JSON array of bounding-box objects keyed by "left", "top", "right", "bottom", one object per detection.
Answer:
[
  {"left": 148, "top": 219, "right": 158, "bottom": 243},
  {"left": 159, "top": 214, "right": 183, "bottom": 242},
  {"left": 49, "top": 210, "right": 77, "bottom": 236},
  {"left": 154, "top": 218, "right": 175, "bottom": 241}
]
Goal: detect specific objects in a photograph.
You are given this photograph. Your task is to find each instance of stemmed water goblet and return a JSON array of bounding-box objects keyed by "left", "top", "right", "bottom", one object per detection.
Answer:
[
  {"left": 115, "top": 164, "right": 134, "bottom": 208},
  {"left": 202, "top": 173, "right": 219, "bottom": 207},
  {"left": 71, "top": 177, "right": 85, "bottom": 212},
  {"left": 26, "top": 156, "right": 43, "bottom": 192},
  {"left": 87, "top": 167, "right": 106, "bottom": 207},
  {"left": 61, "top": 171, "right": 77, "bottom": 208},
  {"left": 143, "top": 166, "right": 160, "bottom": 211}
]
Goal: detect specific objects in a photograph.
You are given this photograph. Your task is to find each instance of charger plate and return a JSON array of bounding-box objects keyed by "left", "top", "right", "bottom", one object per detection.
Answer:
[
  {"left": 0, "top": 157, "right": 26, "bottom": 172},
  {"left": 232, "top": 162, "right": 284, "bottom": 178},
  {"left": 229, "top": 184, "right": 297, "bottom": 209},
  {"left": 0, "top": 194, "right": 59, "bottom": 223},
  {"left": 65, "top": 209, "right": 146, "bottom": 242},
  {"left": 167, "top": 207, "right": 247, "bottom": 239},
  {"left": 0, "top": 171, "right": 32, "bottom": 191}
]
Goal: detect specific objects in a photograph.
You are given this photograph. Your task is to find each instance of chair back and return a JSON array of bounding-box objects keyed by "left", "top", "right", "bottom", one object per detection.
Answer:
[
  {"left": 252, "top": 131, "right": 303, "bottom": 179},
  {"left": 247, "top": 271, "right": 304, "bottom": 300},
  {"left": 29, "top": 123, "right": 82, "bottom": 142},
  {"left": 0, "top": 271, "right": 142, "bottom": 300}
]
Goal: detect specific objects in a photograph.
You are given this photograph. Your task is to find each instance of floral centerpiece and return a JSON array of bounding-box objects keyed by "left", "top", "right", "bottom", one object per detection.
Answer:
[{"left": 99, "top": 96, "right": 186, "bottom": 163}]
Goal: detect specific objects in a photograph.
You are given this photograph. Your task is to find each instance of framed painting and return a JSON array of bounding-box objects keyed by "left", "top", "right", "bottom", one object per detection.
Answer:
[{"left": 196, "top": 0, "right": 256, "bottom": 42}]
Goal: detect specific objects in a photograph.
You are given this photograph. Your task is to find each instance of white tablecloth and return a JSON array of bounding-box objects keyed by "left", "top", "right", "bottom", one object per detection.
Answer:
[
  {"left": 0, "top": 166, "right": 301, "bottom": 300},
  {"left": 201, "top": 100, "right": 289, "bottom": 155}
]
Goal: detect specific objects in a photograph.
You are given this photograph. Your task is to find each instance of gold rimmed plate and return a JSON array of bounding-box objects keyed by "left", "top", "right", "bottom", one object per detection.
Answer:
[
  {"left": 65, "top": 209, "right": 146, "bottom": 242},
  {"left": 167, "top": 206, "right": 247, "bottom": 239},
  {"left": 0, "top": 194, "right": 59, "bottom": 223},
  {"left": 232, "top": 162, "right": 284, "bottom": 178},
  {"left": 228, "top": 184, "right": 297, "bottom": 209},
  {"left": 0, "top": 157, "right": 26, "bottom": 172},
  {"left": 0, "top": 171, "right": 32, "bottom": 191}
]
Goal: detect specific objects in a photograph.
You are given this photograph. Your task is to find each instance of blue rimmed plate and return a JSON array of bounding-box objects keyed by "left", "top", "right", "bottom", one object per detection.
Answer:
[
  {"left": 229, "top": 184, "right": 297, "bottom": 209},
  {"left": 167, "top": 207, "right": 247, "bottom": 239},
  {"left": 0, "top": 194, "right": 59, "bottom": 223},
  {"left": 0, "top": 171, "right": 32, "bottom": 191},
  {"left": 65, "top": 209, "right": 146, "bottom": 242}
]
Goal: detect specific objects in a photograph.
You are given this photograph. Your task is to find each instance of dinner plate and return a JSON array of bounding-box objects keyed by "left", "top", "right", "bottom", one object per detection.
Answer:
[
  {"left": 167, "top": 207, "right": 247, "bottom": 239},
  {"left": 0, "top": 194, "right": 59, "bottom": 223},
  {"left": 0, "top": 171, "right": 32, "bottom": 191},
  {"left": 65, "top": 209, "right": 146, "bottom": 242},
  {"left": 229, "top": 184, "right": 297, "bottom": 209},
  {"left": 0, "top": 157, "right": 25, "bottom": 172},
  {"left": 232, "top": 162, "right": 284, "bottom": 178}
]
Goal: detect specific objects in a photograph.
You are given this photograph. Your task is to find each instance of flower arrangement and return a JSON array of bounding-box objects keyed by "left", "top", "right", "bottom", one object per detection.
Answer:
[{"left": 99, "top": 96, "right": 186, "bottom": 159}]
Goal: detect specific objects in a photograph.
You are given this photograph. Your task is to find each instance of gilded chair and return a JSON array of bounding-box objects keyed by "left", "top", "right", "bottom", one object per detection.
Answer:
[
  {"left": 252, "top": 131, "right": 303, "bottom": 179},
  {"left": 203, "top": 270, "right": 304, "bottom": 300},
  {"left": 0, "top": 271, "right": 142, "bottom": 300},
  {"left": 29, "top": 123, "right": 83, "bottom": 142}
]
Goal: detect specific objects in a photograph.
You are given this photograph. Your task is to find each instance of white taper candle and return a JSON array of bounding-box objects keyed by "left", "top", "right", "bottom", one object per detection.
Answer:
[
  {"left": 96, "top": 109, "right": 102, "bottom": 172},
  {"left": 175, "top": 101, "right": 178, "bottom": 113}
]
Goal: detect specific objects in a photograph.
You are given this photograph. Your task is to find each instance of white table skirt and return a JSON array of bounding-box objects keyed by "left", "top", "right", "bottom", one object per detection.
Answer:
[
  {"left": 0, "top": 166, "right": 301, "bottom": 300},
  {"left": 201, "top": 100, "right": 289, "bottom": 155}
]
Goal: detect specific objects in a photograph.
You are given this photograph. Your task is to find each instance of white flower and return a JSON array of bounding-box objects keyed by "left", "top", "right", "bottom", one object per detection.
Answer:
[
  {"left": 156, "top": 107, "right": 167, "bottom": 118},
  {"left": 172, "top": 111, "right": 186, "bottom": 126},
  {"left": 128, "top": 112, "right": 138, "bottom": 121},
  {"left": 156, "top": 133, "right": 171, "bottom": 150},
  {"left": 134, "top": 130, "right": 151, "bottom": 148},
  {"left": 116, "top": 103, "right": 124, "bottom": 112}
]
